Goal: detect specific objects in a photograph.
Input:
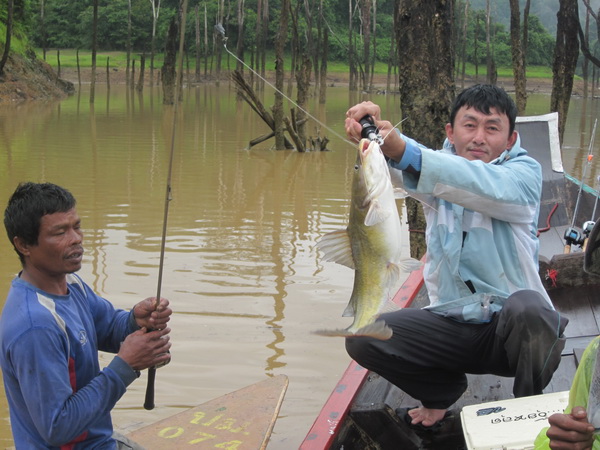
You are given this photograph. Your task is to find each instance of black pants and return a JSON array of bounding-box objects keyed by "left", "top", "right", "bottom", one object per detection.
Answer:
[{"left": 345, "top": 290, "right": 569, "bottom": 410}]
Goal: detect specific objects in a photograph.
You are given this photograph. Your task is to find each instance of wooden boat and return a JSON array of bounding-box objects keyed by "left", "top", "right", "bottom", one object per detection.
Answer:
[
  {"left": 301, "top": 112, "right": 600, "bottom": 450},
  {"left": 126, "top": 375, "right": 288, "bottom": 449}
]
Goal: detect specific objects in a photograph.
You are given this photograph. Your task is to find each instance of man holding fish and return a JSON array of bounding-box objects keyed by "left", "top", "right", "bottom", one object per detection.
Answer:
[{"left": 344, "top": 84, "right": 568, "bottom": 430}]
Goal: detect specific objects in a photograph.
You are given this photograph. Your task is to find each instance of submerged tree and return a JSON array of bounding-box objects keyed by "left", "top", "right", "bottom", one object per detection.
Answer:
[
  {"left": 161, "top": 16, "right": 178, "bottom": 104},
  {"left": 273, "top": 0, "right": 290, "bottom": 150},
  {"left": 90, "top": 0, "right": 98, "bottom": 103},
  {"left": 396, "top": 0, "right": 455, "bottom": 259},
  {"left": 149, "top": 0, "right": 161, "bottom": 87},
  {"left": 509, "top": 0, "right": 529, "bottom": 114},
  {"left": 551, "top": 0, "right": 579, "bottom": 143}
]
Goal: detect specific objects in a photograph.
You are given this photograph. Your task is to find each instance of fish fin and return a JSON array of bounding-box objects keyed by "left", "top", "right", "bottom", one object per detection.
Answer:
[
  {"left": 388, "top": 166, "right": 415, "bottom": 200},
  {"left": 342, "top": 299, "right": 355, "bottom": 317},
  {"left": 393, "top": 187, "right": 409, "bottom": 199},
  {"left": 317, "top": 229, "right": 355, "bottom": 269},
  {"left": 312, "top": 328, "right": 355, "bottom": 337},
  {"left": 364, "top": 200, "right": 392, "bottom": 226},
  {"left": 353, "top": 321, "right": 394, "bottom": 340},
  {"left": 313, "top": 321, "right": 393, "bottom": 340},
  {"left": 383, "top": 262, "right": 401, "bottom": 291},
  {"left": 398, "top": 257, "right": 423, "bottom": 273}
]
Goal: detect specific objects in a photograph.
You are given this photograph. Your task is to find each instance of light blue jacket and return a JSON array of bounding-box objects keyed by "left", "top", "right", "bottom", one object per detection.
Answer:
[{"left": 389, "top": 132, "right": 553, "bottom": 323}]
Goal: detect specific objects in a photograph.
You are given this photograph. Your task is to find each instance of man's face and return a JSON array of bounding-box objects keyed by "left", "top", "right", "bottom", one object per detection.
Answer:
[
  {"left": 445, "top": 106, "right": 517, "bottom": 163},
  {"left": 21, "top": 208, "right": 84, "bottom": 277}
]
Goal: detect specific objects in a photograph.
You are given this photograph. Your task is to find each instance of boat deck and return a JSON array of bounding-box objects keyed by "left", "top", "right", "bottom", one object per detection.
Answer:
[{"left": 329, "top": 280, "right": 600, "bottom": 450}]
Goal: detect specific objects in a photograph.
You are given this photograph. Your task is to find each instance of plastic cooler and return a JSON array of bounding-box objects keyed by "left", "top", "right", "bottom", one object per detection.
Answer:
[{"left": 460, "top": 391, "right": 569, "bottom": 450}]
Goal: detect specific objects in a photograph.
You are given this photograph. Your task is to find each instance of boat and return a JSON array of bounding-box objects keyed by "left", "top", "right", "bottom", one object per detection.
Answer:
[
  {"left": 301, "top": 112, "right": 600, "bottom": 450},
  {"left": 125, "top": 375, "right": 288, "bottom": 449}
]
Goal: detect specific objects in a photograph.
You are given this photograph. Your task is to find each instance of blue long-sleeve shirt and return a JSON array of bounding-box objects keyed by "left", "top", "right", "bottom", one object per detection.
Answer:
[{"left": 0, "top": 274, "right": 139, "bottom": 449}]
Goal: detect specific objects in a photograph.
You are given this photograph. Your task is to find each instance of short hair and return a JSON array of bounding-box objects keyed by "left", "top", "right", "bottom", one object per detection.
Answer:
[
  {"left": 449, "top": 84, "right": 518, "bottom": 136},
  {"left": 4, "top": 182, "right": 76, "bottom": 264}
]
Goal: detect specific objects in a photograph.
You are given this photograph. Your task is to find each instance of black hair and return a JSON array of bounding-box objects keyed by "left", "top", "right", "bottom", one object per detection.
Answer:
[
  {"left": 4, "top": 182, "right": 76, "bottom": 264},
  {"left": 449, "top": 84, "right": 518, "bottom": 135}
]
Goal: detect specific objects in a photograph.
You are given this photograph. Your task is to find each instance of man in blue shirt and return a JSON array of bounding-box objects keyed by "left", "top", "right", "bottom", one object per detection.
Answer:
[{"left": 1, "top": 182, "right": 172, "bottom": 448}]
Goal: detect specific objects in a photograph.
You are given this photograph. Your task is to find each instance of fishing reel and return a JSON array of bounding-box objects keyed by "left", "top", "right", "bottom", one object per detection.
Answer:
[
  {"left": 583, "top": 220, "right": 596, "bottom": 236},
  {"left": 359, "top": 115, "right": 384, "bottom": 145},
  {"left": 564, "top": 226, "right": 584, "bottom": 248}
]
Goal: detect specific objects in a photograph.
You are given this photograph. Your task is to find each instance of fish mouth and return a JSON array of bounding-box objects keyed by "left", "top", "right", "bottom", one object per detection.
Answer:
[{"left": 358, "top": 138, "right": 375, "bottom": 161}]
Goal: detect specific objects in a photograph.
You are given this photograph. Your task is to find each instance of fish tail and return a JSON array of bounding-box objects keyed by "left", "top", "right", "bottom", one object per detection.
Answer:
[{"left": 313, "top": 320, "right": 393, "bottom": 340}]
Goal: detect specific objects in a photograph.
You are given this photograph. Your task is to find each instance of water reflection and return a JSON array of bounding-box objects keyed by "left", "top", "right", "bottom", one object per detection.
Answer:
[{"left": 0, "top": 84, "right": 598, "bottom": 448}]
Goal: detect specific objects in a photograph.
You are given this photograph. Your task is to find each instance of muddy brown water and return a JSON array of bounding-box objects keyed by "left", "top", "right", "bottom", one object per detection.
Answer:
[{"left": 0, "top": 84, "right": 598, "bottom": 449}]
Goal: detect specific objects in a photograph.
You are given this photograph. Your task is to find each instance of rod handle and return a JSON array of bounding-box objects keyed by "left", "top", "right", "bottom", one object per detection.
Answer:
[{"left": 143, "top": 367, "right": 156, "bottom": 410}]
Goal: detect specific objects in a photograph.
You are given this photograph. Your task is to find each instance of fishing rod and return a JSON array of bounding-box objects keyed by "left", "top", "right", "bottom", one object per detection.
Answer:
[
  {"left": 564, "top": 118, "right": 597, "bottom": 254},
  {"left": 143, "top": 0, "right": 189, "bottom": 411},
  {"left": 214, "top": 23, "right": 352, "bottom": 147},
  {"left": 582, "top": 175, "right": 600, "bottom": 251}
]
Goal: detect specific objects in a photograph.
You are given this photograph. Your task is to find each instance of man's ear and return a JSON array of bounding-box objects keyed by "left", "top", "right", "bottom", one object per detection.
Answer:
[
  {"left": 507, "top": 130, "right": 518, "bottom": 149},
  {"left": 445, "top": 123, "right": 454, "bottom": 144},
  {"left": 13, "top": 236, "right": 31, "bottom": 258}
]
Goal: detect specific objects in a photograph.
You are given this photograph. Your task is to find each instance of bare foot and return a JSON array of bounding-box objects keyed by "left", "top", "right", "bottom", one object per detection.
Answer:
[{"left": 407, "top": 406, "right": 447, "bottom": 427}]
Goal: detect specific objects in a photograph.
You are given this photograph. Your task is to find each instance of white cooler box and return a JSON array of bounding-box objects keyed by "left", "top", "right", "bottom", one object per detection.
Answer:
[{"left": 461, "top": 391, "right": 570, "bottom": 450}]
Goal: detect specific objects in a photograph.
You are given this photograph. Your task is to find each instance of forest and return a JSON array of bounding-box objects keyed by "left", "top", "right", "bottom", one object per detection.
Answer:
[{"left": 0, "top": 1, "right": 584, "bottom": 81}]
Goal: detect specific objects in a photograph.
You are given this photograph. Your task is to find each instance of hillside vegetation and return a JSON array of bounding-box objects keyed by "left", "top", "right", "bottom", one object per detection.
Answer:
[{"left": 0, "top": 21, "right": 74, "bottom": 103}]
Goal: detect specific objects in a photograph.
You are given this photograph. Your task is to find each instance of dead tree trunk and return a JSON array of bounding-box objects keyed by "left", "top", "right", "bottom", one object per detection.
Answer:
[
  {"left": 485, "top": 0, "right": 496, "bottom": 85},
  {"left": 90, "top": 0, "right": 98, "bottom": 104},
  {"left": 162, "top": 18, "right": 178, "bottom": 105},
  {"left": 295, "top": 55, "right": 312, "bottom": 151},
  {"left": 235, "top": 0, "right": 246, "bottom": 74},
  {"left": 126, "top": 0, "right": 132, "bottom": 86},
  {"left": 195, "top": 5, "right": 201, "bottom": 82},
  {"left": 319, "top": 27, "right": 328, "bottom": 104},
  {"left": 137, "top": 54, "right": 145, "bottom": 93},
  {"left": 360, "top": 0, "right": 372, "bottom": 91},
  {"left": 460, "top": 0, "right": 469, "bottom": 89},
  {"left": 396, "top": 0, "right": 455, "bottom": 259},
  {"left": 551, "top": 0, "right": 580, "bottom": 143},
  {"left": 348, "top": 0, "right": 358, "bottom": 91},
  {"left": 274, "top": 0, "right": 290, "bottom": 150},
  {"left": 509, "top": 0, "right": 527, "bottom": 114},
  {"left": 232, "top": 70, "right": 296, "bottom": 150}
]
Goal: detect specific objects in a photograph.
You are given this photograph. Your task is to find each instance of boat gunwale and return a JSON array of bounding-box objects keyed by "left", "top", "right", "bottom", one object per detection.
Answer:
[{"left": 300, "top": 260, "right": 425, "bottom": 448}]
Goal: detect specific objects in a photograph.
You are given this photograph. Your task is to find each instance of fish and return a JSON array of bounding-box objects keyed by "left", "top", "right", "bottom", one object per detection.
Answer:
[{"left": 315, "top": 138, "right": 422, "bottom": 340}]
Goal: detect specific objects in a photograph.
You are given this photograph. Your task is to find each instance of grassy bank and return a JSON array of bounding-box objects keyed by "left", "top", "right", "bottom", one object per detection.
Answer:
[{"left": 37, "top": 48, "right": 554, "bottom": 81}]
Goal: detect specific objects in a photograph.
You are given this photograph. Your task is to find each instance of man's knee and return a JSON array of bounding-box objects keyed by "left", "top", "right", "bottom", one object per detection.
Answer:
[
  {"left": 345, "top": 336, "right": 369, "bottom": 364},
  {"left": 499, "top": 289, "right": 568, "bottom": 338},
  {"left": 503, "top": 290, "right": 549, "bottom": 317}
]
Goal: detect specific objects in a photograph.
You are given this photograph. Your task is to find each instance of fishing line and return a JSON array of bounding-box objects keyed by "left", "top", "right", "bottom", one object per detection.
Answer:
[
  {"left": 214, "top": 23, "right": 353, "bottom": 147},
  {"left": 571, "top": 118, "right": 597, "bottom": 229},
  {"left": 385, "top": 118, "right": 408, "bottom": 142}
]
